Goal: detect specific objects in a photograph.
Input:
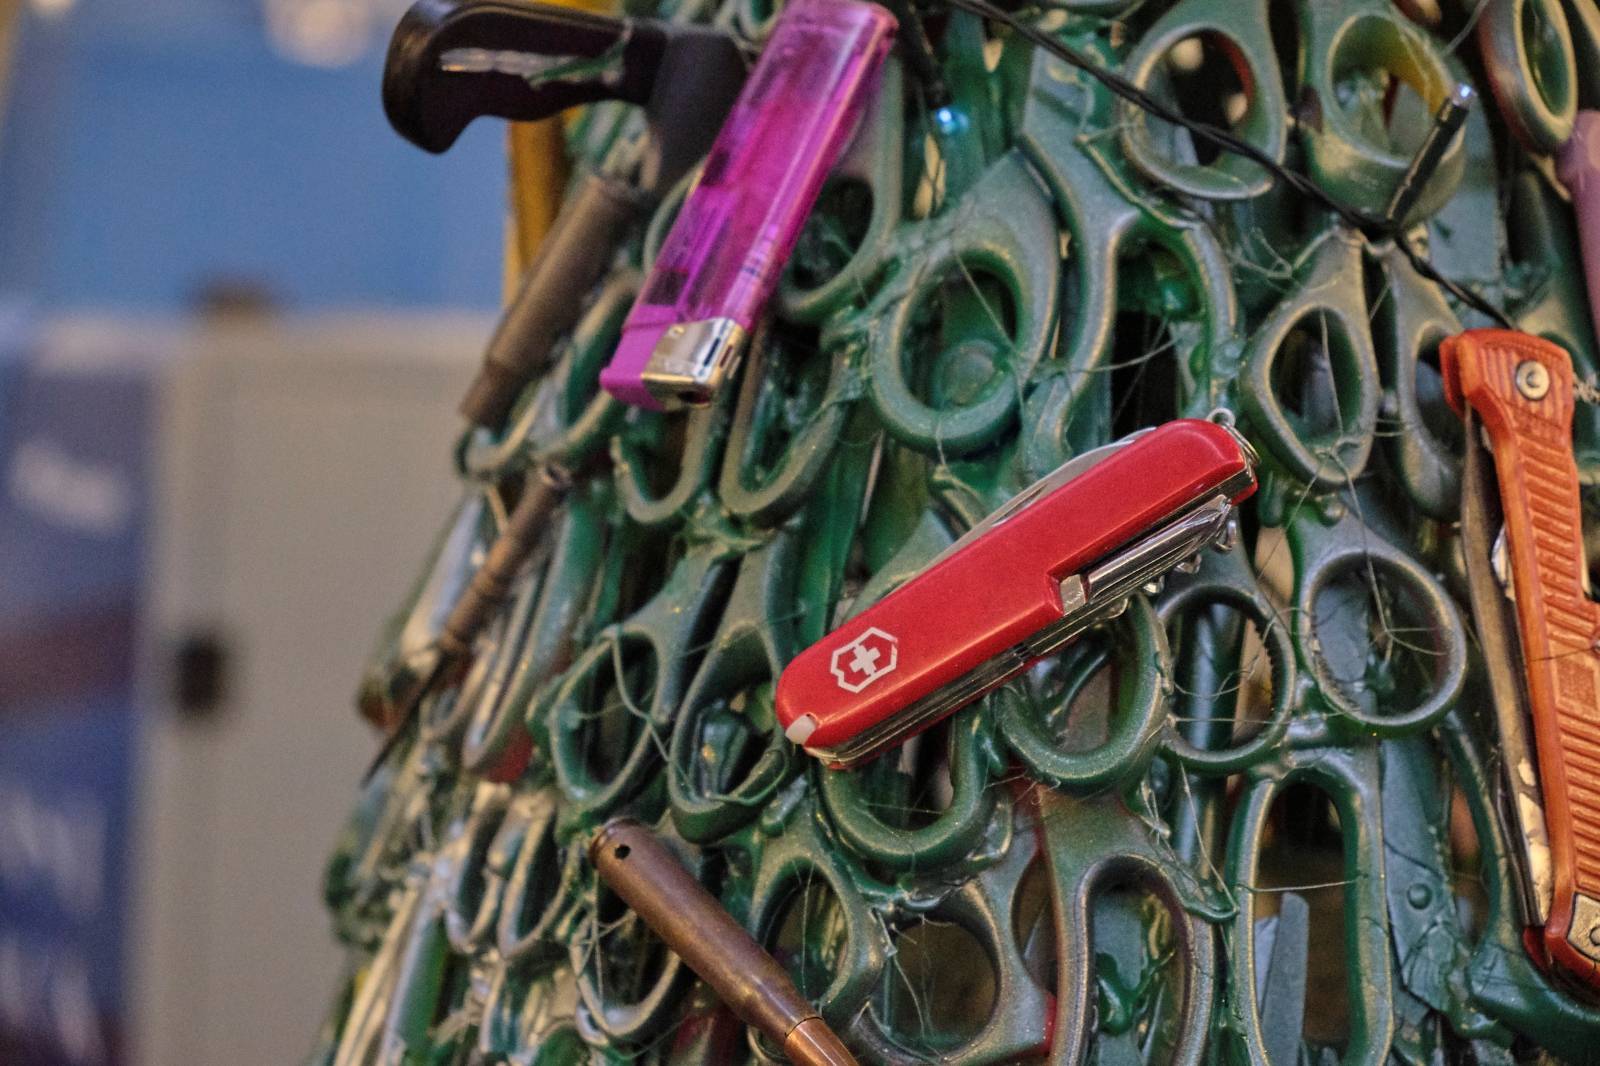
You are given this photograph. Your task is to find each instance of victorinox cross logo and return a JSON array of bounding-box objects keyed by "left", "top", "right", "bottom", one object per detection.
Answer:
[{"left": 830, "top": 627, "right": 898, "bottom": 693}]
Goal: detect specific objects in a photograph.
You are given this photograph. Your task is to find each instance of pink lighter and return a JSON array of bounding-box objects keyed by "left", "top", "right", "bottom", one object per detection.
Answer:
[{"left": 599, "top": 0, "right": 896, "bottom": 410}]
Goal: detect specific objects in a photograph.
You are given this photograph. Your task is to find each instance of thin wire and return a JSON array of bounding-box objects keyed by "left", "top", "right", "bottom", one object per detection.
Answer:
[{"left": 940, "top": 0, "right": 1513, "bottom": 327}]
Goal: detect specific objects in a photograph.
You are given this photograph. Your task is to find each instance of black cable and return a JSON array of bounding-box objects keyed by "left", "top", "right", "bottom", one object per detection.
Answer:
[{"left": 941, "top": 0, "right": 1513, "bottom": 327}]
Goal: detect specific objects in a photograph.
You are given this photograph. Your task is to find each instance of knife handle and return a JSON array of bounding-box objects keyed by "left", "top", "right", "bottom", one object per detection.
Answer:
[
  {"left": 382, "top": 0, "right": 663, "bottom": 154},
  {"left": 1442, "top": 328, "right": 1600, "bottom": 988}
]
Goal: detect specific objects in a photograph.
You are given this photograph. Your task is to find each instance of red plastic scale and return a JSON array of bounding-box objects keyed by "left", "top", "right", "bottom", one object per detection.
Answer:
[{"left": 775, "top": 418, "right": 1258, "bottom": 768}]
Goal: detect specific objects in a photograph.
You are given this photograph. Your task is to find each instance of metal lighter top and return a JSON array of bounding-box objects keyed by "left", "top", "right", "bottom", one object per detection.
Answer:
[
  {"left": 600, "top": 0, "right": 896, "bottom": 410},
  {"left": 775, "top": 418, "right": 1258, "bottom": 768}
]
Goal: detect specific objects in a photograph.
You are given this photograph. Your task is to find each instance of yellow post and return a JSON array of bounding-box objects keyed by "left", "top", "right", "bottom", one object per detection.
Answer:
[{"left": 502, "top": 0, "right": 619, "bottom": 298}]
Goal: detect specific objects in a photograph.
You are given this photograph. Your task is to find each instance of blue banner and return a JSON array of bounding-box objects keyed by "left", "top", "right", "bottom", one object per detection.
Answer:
[{"left": 0, "top": 335, "right": 150, "bottom": 1066}]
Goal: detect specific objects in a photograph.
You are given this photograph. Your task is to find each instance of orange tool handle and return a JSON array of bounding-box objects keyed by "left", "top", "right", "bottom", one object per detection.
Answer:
[{"left": 1442, "top": 329, "right": 1600, "bottom": 988}]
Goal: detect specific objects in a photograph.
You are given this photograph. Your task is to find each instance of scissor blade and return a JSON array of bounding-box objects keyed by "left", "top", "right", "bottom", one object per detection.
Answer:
[{"left": 1460, "top": 410, "right": 1554, "bottom": 927}]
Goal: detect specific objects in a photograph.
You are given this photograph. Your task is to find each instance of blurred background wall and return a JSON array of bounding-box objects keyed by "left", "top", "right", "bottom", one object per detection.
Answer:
[
  {"left": 0, "top": 0, "right": 506, "bottom": 311},
  {"left": 0, "top": 2, "right": 513, "bottom": 1063}
]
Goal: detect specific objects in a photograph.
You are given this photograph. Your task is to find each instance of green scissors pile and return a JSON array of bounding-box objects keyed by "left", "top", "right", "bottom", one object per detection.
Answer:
[{"left": 314, "top": 0, "right": 1600, "bottom": 1062}]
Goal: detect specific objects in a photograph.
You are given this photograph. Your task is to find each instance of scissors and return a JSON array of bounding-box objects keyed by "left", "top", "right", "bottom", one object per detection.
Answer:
[
  {"left": 356, "top": 490, "right": 494, "bottom": 730},
  {"left": 1029, "top": 775, "right": 1223, "bottom": 1066},
  {"left": 736, "top": 793, "right": 1053, "bottom": 1063},
  {"left": 1377, "top": 729, "right": 1507, "bottom": 1048},
  {"left": 477, "top": 966, "right": 588, "bottom": 1063},
  {"left": 459, "top": 270, "right": 637, "bottom": 486},
  {"left": 458, "top": 482, "right": 609, "bottom": 777},
  {"left": 1234, "top": 226, "right": 1381, "bottom": 495},
  {"left": 332, "top": 780, "right": 511, "bottom": 1065},
  {"left": 992, "top": 537, "right": 1295, "bottom": 809},
  {"left": 326, "top": 739, "right": 456, "bottom": 953},
  {"left": 769, "top": 49, "right": 1063, "bottom": 460},
  {"left": 1296, "top": 0, "right": 1468, "bottom": 222},
  {"left": 1018, "top": 43, "right": 1242, "bottom": 451},
  {"left": 714, "top": 315, "right": 873, "bottom": 530},
  {"left": 1117, "top": 0, "right": 1287, "bottom": 201},
  {"left": 569, "top": 815, "right": 702, "bottom": 1045},
  {"left": 665, "top": 531, "right": 805, "bottom": 844},
  {"left": 1220, "top": 736, "right": 1399, "bottom": 1066},
  {"left": 1282, "top": 505, "right": 1466, "bottom": 736},
  {"left": 1366, "top": 238, "right": 1466, "bottom": 523},
  {"left": 494, "top": 789, "right": 592, "bottom": 973},
  {"left": 545, "top": 544, "right": 735, "bottom": 822},
  {"left": 1478, "top": 0, "right": 1581, "bottom": 154},
  {"left": 1424, "top": 706, "right": 1600, "bottom": 1062}
]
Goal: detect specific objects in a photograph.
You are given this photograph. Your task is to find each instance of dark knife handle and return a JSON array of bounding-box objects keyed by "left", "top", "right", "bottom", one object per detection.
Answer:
[
  {"left": 459, "top": 169, "right": 641, "bottom": 429},
  {"left": 383, "top": 0, "right": 665, "bottom": 153}
]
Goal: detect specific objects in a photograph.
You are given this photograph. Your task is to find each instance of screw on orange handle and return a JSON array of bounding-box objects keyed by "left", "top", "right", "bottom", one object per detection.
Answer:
[{"left": 1442, "top": 329, "right": 1600, "bottom": 990}]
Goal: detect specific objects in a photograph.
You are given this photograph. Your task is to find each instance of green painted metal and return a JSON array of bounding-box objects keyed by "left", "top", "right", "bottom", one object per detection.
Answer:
[{"left": 316, "top": 1, "right": 1600, "bottom": 1063}]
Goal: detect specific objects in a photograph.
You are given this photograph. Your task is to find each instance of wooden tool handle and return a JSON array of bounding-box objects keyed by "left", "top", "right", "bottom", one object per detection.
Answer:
[{"left": 1442, "top": 328, "right": 1600, "bottom": 986}]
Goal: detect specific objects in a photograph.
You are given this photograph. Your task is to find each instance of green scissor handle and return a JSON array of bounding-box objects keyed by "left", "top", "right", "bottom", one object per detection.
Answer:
[
  {"left": 547, "top": 548, "right": 732, "bottom": 821},
  {"left": 745, "top": 801, "right": 894, "bottom": 1035},
  {"left": 494, "top": 788, "right": 573, "bottom": 964},
  {"left": 668, "top": 533, "right": 802, "bottom": 843},
  {"left": 1366, "top": 240, "right": 1464, "bottom": 523},
  {"left": 997, "top": 595, "right": 1172, "bottom": 793},
  {"left": 817, "top": 697, "right": 999, "bottom": 873},
  {"left": 424, "top": 565, "right": 541, "bottom": 748},
  {"left": 1033, "top": 786, "right": 1220, "bottom": 1066},
  {"left": 1569, "top": 0, "right": 1600, "bottom": 109},
  {"left": 1295, "top": 0, "right": 1465, "bottom": 223},
  {"left": 732, "top": 0, "right": 780, "bottom": 44},
  {"left": 570, "top": 818, "right": 700, "bottom": 1044},
  {"left": 357, "top": 490, "right": 492, "bottom": 730},
  {"left": 440, "top": 782, "right": 515, "bottom": 953},
  {"left": 611, "top": 402, "right": 731, "bottom": 528},
  {"left": 1238, "top": 228, "right": 1379, "bottom": 492},
  {"left": 331, "top": 868, "right": 427, "bottom": 1066},
  {"left": 1223, "top": 742, "right": 1396, "bottom": 1066},
  {"left": 716, "top": 323, "right": 861, "bottom": 528},
  {"left": 777, "top": 59, "right": 904, "bottom": 326},
  {"left": 1020, "top": 48, "right": 1240, "bottom": 447},
  {"left": 843, "top": 804, "right": 1054, "bottom": 1064},
  {"left": 340, "top": 783, "right": 503, "bottom": 1063},
  {"left": 462, "top": 271, "right": 635, "bottom": 483},
  {"left": 1377, "top": 732, "right": 1505, "bottom": 1042},
  {"left": 478, "top": 970, "right": 588, "bottom": 1063},
  {"left": 1118, "top": 0, "right": 1287, "bottom": 201},
  {"left": 856, "top": 150, "right": 1060, "bottom": 457},
  {"left": 1287, "top": 508, "right": 1466, "bottom": 737},
  {"left": 461, "top": 483, "right": 608, "bottom": 776},
  {"left": 1155, "top": 545, "right": 1296, "bottom": 777},
  {"left": 1479, "top": 0, "right": 1579, "bottom": 153}
]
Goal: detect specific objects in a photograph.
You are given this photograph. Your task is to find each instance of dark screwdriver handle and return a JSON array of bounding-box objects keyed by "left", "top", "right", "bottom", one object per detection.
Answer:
[
  {"left": 383, "top": 0, "right": 665, "bottom": 153},
  {"left": 459, "top": 169, "right": 641, "bottom": 429}
]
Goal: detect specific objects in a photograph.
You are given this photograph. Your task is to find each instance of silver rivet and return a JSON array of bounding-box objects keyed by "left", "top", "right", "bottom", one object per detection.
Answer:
[{"left": 1515, "top": 360, "right": 1551, "bottom": 401}]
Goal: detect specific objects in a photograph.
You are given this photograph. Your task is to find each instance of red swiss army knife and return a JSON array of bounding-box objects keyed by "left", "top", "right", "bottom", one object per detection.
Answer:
[{"left": 775, "top": 416, "right": 1259, "bottom": 768}]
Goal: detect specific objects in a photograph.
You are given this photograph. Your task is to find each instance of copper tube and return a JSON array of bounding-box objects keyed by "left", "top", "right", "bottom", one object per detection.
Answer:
[
  {"left": 437, "top": 462, "right": 571, "bottom": 661},
  {"left": 589, "top": 819, "right": 859, "bottom": 1066}
]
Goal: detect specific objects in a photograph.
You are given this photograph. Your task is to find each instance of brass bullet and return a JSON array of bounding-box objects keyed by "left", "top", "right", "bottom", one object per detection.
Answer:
[{"left": 589, "top": 819, "right": 859, "bottom": 1066}]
